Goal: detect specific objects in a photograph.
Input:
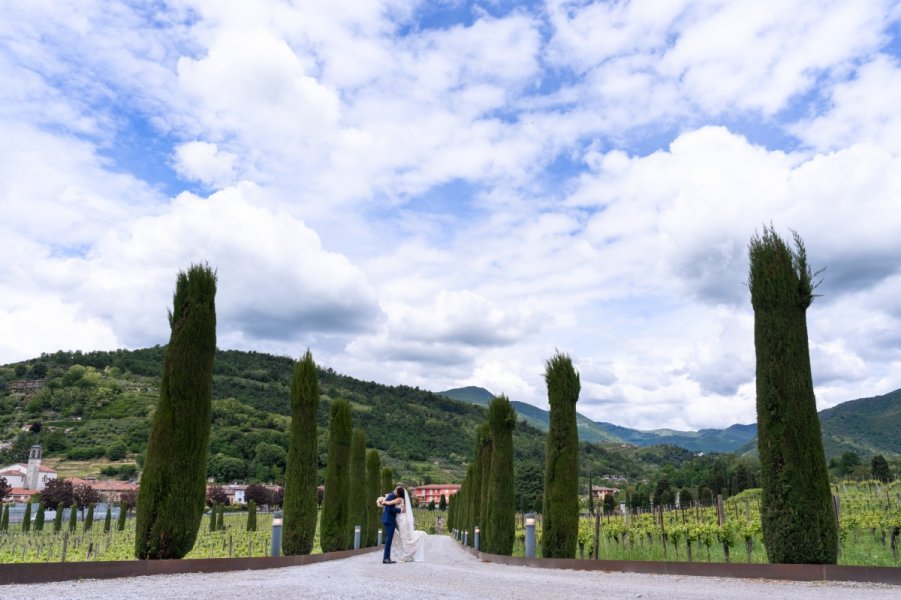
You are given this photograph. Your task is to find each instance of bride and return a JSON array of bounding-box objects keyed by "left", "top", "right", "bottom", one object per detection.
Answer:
[{"left": 384, "top": 486, "right": 426, "bottom": 562}]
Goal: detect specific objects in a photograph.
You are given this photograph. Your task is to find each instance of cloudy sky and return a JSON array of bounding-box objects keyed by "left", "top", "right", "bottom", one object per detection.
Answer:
[{"left": 2, "top": 1, "right": 901, "bottom": 431}]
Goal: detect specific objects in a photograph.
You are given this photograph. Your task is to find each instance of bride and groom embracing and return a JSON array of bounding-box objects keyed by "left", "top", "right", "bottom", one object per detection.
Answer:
[{"left": 378, "top": 485, "right": 426, "bottom": 563}]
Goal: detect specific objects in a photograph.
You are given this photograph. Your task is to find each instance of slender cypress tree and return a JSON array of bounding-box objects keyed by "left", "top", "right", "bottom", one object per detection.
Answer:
[
  {"left": 216, "top": 503, "right": 224, "bottom": 531},
  {"left": 208, "top": 506, "right": 217, "bottom": 532},
  {"left": 53, "top": 502, "right": 63, "bottom": 532},
  {"left": 749, "top": 227, "right": 837, "bottom": 564},
  {"left": 35, "top": 503, "right": 45, "bottom": 531},
  {"left": 103, "top": 506, "right": 111, "bottom": 533},
  {"left": 347, "top": 429, "right": 368, "bottom": 547},
  {"left": 1, "top": 504, "right": 9, "bottom": 532},
  {"left": 479, "top": 429, "right": 492, "bottom": 530},
  {"left": 320, "top": 398, "right": 353, "bottom": 552},
  {"left": 117, "top": 501, "right": 127, "bottom": 532},
  {"left": 247, "top": 500, "right": 257, "bottom": 532},
  {"left": 68, "top": 504, "right": 78, "bottom": 532},
  {"left": 22, "top": 501, "right": 31, "bottom": 533},
  {"left": 283, "top": 350, "right": 320, "bottom": 555},
  {"left": 542, "top": 351, "right": 580, "bottom": 558},
  {"left": 365, "top": 449, "right": 381, "bottom": 546},
  {"left": 381, "top": 467, "right": 393, "bottom": 495},
  {"left": 135, "top": 264, "right": 217, "bottom": 559},
  {"left": 470, "top": 424, "right": 488, "bottom": 532},
  {"left": 439, "top": 494, "right": 447, "bottom": 512},
  {"left": 485, "top": 395, "right": 516, "bottom": 555},
  {"left": 461, "top": 465, "right": 473, "bottom": 539},
  {"left": 84, "top": 503, "right": 95, "bottom": 532}
]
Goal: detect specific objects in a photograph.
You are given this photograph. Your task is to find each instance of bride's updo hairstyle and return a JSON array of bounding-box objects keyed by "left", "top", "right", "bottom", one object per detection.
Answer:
[{"left": 395, "top": 485, "right": 406, "bottom": 498}]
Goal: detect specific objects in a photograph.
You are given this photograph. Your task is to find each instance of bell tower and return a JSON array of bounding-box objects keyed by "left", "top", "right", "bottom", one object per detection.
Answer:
[{"left": 25, "top": 444, "right": 42, "bottom": 490}]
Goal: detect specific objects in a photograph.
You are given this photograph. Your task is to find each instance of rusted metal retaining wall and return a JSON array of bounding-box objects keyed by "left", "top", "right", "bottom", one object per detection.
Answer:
[
  {"left": 474, "top": 550, "right": 901, "bottom": 585},
  {"left": 0, "top": 546, "right": 380, "bottom": 586}
]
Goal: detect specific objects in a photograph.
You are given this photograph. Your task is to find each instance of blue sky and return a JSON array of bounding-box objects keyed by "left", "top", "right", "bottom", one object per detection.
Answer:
[{"left": 2, "top": 1, "right": 901, "bottom": 430}]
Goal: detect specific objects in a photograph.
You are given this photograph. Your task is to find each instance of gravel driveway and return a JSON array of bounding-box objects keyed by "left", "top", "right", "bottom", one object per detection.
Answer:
[{"left": 3, "top": 535, "right": 897, "bottom": 600}]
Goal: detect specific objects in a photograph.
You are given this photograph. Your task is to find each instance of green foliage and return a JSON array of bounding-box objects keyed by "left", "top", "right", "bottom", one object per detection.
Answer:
[
  {"left": 246, "top": 500, "right": 257, "bottom": 532},
  {"left": 749, "top": 227, "right": 837, "bottom": 564},
  {"left": 84, "top": 503, "right": 94, "bottom": 532},
  {"left": 872, "top": 455, "right": 893, "bottom": 483},
  {"left": 103, "top": 506, "right": 111, "bottom": 533},
  {"left": 117, "top": 501, "right": 127, "bottom": 531},
  {"left": 22, "top": 502, "right": 31, "bottom": 533},
  {"left": 470, "top": 424, "right": 487, "bottom": 532},
  {"left": 320, "top": 398, "right": 352, "bottom": 552},
  {"left": 283, "top": 351, "right": 320, "bottom": 555},
  {"left": 53, "top": 502, "right": 63, "bottom": 532},
  {"left": 348, "top": 429, "right": 367, "bottom": 548},
  {"left": 216, "top": 503, "right": 224, "bottom": 531},
  {"left": 484, "top": 395, "right": 516, "bottom": 555},
  {"left": 381, "top": 467, "right": 393, "bottom": 495},
  {"left": 542, "top": 351, "right": 580, "bottom": 559},
  {"left": 438, "top": 494, "right": 446, "bottom": 512},
  {"left": 1, "top": 504, "right": 9, "bottom": 532},
  {"left": 68, "top": 504, "right": 77, "bottom": 532},
  {"left": 365, "top": 450, "right": 381, "bottom": 546},
  {"left": 135, "top": 264, "right": 217, "bottom": 560}
]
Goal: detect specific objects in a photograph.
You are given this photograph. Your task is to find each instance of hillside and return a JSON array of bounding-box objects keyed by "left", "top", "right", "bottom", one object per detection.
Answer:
[
  {"left": 439, "top": 387, "right": 623, "bottom": 444},
  {"left": 595, "top": 422, "right": 758, "bottom": 453}
]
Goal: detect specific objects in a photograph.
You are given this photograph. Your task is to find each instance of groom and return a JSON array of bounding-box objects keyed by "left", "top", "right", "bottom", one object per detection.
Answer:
[{"left": 381, "top": 487, "right": 402, "bottom": 564}]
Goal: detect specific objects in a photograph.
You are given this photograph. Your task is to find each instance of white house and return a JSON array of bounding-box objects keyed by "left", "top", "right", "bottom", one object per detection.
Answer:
[{"left": 0, "top": 445, "right": 57, "bottom": 491}]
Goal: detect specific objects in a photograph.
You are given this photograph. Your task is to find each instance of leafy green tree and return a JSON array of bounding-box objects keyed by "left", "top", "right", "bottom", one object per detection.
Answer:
[
  {"left": 0, "top": 478, "right": 9, "bottom": 504},
  {"left": 365, "top": 449, "right": 381, "bottom": 546},
  {"left": 732, "top": 464, "right": 751, "bottom": 495},
  {"left": 381, "top": 467, "right": 393, "bottom": 495},
  {"left": 283, "top": 350, "right": 320, "bottom": 555},
  {"left": 484, "top": 395, "right": 516, "bottom": 555},
  {"left": 602, "top": 494, "right": 615, "bottom": 514},
  {"left": 679, "top": 488, "right": 694, "bottom": 507},
  {"left": 84, "top": 503, "right": 94, "bottom": 532},
  {"left": 514, "top": 462, "right": 543, "bottom": 513},
  {"left": 22, "top": 501, "right": 31, "bottom": 532},
  {"left": 117, "top": 501, "right": 127, "bottom": 531},
  {"left": 53, "top": 502, "right": 64, "bottom": 532},
  {"left": 320, "top": 398, "right": 352, "bottom": 552},
  {"left": 428, "top": 500, "right": 436, "bottom": 511},
  {"left": 653, "top": 479, "right": 674, "bottom": 506},
  {"left": 749, "top": 227, "right": 837, "bottom": 564},
  {"left": 872, "top": 454, "right": 893, "bottom": 483},
  {"left": 135, "top": 264, "right": 217, "bottom": 560},
  {"left": 348, "top": 429, "right": 368, "bottom": 547},
  {"left": 439, "top": 494, "right": 447, "bottom": 512},
  {"left": 542, "top": 351, "right": 580, "bottom": 558},
  {"left": 247, "top": 500, "right": 257, "bottom": 532}
]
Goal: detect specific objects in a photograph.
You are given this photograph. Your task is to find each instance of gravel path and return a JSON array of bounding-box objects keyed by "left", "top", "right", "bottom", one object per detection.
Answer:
[{"left": 3, "top": 536, "right": 897, "bottom": 600}]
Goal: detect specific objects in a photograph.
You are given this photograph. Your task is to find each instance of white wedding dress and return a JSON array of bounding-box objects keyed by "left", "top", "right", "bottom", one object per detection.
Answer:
[{"left": 391, "top": 490, "right": 427, "bottom": 562}]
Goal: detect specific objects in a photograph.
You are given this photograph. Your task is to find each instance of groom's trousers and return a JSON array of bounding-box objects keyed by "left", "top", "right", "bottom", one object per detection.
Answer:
[{"left": 383, "top": 522, "right": 396, "bottom": 561}]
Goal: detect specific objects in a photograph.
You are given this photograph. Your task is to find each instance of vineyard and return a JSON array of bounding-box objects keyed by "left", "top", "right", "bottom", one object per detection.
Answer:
[
  {"left": 0, "top": 508, "right": 442, "bottom": 564},
  {"left": 510, "top": 481, "right": 901, "bottom": 567}
]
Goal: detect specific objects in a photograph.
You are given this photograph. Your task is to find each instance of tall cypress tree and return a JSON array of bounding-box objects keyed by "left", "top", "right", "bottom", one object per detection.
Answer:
[
  {"left": 283, "top": 350, "right": 320, "bottom": 555},
  {"left": 365, "top": 449, "right": 381, "bottom": 546},
  {"left": 68, "top": 504, "right": 77, "bottom": 532},
  {"left": 461, "top": 465, "right": 473, "bottom": 539},
  {"left": 470, "top": 424, "right": 488, "bottom": 533},
  {"left": 381, "top": 467, "right": 393, "bottom": 496},
  {"left": 53, "top": 502, "right": 63, "bottom": 532},
  {"left": 216, "top": 503, "right": 224, "bottom": 531},
  {"left": 84, "top": 503, "right": 95, "bottom": 532},
  {"left": 749, "top": 227, "right": 837, "bottom": 564},
  {"left": 484, "top": 395, "right": 516, "bottom": 555},
  {"left": 320, "top": 398, "right": 352, "bottom": 552},
  {"left": 103, "top": 506, "right": 111, "bottom": 533},
  {"left": 22, "top": 501, "right": 31, "bottom": 533},
  {"left": 246, "top": 500, "right": 257, "bottom": 532},
  {"left": 1, "top": 504, "right": 9, "bottom": 532},
  {"left": 35, "top": 503, "right": 45, "bottom": 532},
  {"left": 439, "top": 494, "right": 447, "bottom": 512},
  {"left": 542, "top": 351, "right": 580, "bottom": 558},
  {"left": 479, "top": 428, "right": 493, "bottom": 531},
  {"left": 117, "top": 501, "right": 127, "bottom": 532},
  {"left": 135, "top": 264, "right": 217, "bottom": 559},
  {"left": 348, "top": 429, "right": 368, "bottom": 547}
]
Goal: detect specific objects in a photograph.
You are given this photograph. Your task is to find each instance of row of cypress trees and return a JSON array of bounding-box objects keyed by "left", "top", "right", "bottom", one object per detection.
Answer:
[{"left": 448, "top": 395, "right": 516, "bottom": 555}]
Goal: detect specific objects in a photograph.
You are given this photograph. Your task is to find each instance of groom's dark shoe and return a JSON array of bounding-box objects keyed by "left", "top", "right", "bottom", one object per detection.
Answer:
[{"left": 383, "top": 559, "right": 396, "bottom": 564}]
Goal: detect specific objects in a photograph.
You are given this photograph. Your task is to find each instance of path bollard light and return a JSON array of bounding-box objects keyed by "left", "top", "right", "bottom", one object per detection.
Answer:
[
  {"left": 525, "top": 514, "right": 536, "bottom": 558},
  {"left": 464, "top": 530, "right": 468, "bottom": 547},
  {"left": 474, "top": 526, "right": 480, "bottom": 551},
  {"left": 378, "top": 529, "right": 383, "bottom": 546},
  {"left": 270, "top": 511, "right": 283, "bottom": 557},
  {"left": 354, "top": 525, "right": 361, "bottom": 550}
]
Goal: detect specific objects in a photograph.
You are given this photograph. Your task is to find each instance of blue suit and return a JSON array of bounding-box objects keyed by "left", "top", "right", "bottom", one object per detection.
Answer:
[{"left": 381, "top": 492, "right": 401, "bottom": 561}]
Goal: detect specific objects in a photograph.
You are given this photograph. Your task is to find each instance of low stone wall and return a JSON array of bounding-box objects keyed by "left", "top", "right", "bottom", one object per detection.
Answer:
[
  {"left": 474, "top": 550, "right": 901, "bottom": 586},
  {"left": 0, "top": 546, "right": 381, "bottom": 586}
]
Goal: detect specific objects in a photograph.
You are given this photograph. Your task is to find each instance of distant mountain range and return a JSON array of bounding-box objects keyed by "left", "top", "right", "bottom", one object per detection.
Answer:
[{"left": 439, "top": 386, "right": 901, "bottom": 457}]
